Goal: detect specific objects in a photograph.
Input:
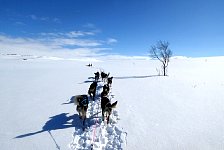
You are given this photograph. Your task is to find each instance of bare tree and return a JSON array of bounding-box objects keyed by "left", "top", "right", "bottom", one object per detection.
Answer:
[{"left": 149, "top": 41, "right": 172, "bottom": 76}]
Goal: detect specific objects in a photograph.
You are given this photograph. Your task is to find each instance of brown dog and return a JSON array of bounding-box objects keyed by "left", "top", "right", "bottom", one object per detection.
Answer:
[
  {"left": 101, "top": 97, "right": 117, "bottom": 124},
  {"left": 74, "top": 95, "right": 89, "bottom": 125}
]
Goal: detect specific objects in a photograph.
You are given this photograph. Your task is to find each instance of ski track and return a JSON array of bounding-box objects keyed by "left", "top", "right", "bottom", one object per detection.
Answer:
[{"left": 69, "top": 80, "right": 127, "bottom": 150}]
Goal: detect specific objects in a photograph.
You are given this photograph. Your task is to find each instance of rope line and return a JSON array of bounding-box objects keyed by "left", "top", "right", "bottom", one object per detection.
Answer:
[
  {"left": 90, "top": 81, "right": 102, "bottom": 150},
  {"left": 90, "top": 69, "right": 113, "bottom": 150}
]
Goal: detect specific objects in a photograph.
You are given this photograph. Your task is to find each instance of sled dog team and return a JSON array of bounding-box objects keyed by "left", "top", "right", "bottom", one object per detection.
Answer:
[{"left": 74, "top": 71, "right": 117, "bottom": 125}]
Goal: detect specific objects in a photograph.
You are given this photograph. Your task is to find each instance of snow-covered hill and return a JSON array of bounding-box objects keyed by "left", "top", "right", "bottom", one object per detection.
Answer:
[{"left": 1, "top": 54, "right": 224, "bottom": 150}]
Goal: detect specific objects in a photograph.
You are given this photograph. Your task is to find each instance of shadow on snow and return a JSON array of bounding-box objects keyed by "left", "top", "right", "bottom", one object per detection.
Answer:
[
  {"left": 114, "top": 75, "right": 160, "bottom": 79},
  {"left": 14, "top": 113, "right": 82, "bottom": 139},
  {"left": 78, "top": 77, "right": 95, "bottom": 84},
  {"left": 79, "top": 75, "right": 160, "bottom": 84},
  {"left": 61, "top": 96, "right": 76, "bottom": 105},
  {"left": 15, "top": 112, "right": 101, "bottom": 139}
]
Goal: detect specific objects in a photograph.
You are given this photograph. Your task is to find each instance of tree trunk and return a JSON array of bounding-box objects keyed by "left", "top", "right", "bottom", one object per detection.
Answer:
[{"left": 163, "top": 65, "right": 166, "bottom": 76}]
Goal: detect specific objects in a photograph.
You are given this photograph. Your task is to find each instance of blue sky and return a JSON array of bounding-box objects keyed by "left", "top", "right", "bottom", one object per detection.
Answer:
[{"left": 1, "top": 0, "right": 224, "bottom": 57}]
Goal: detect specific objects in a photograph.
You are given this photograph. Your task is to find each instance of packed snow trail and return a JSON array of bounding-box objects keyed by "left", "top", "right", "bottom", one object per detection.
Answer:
[{"left": 70, "top": 81, "right": 127, "bottom": 150}]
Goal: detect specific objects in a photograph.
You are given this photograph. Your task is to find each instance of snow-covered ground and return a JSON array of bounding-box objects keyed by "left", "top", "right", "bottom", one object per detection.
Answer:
[{"left": 1, "top": 53, "right": 224, "bottom": 150}]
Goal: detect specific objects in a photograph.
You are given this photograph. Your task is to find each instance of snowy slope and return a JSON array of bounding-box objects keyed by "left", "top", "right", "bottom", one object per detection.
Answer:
[{"left": 1, "top": 54, "right": 224, "bottom": 150}]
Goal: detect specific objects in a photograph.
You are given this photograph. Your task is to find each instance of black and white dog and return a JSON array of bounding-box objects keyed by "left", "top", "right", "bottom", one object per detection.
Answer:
[
  {"left": 107, "top": 77, "right": 113, "bottom": 86},
  {"left": 74, "top": 95, "right": 89, "bottom": 125},
  {"left": 101, "top": 96, "right": 117, "bottom": 124},
  {"left": 101, "top": 72, "right": 110, "bottom": 82},
  {"left": 88, "top": 81, "right": 97, "bottom": 101},
  {"left": 94, "top": 72, "right": 100, "bottom": 82},
  {"left": 101, "top": 84, "right": 110, "bottom": 97}
]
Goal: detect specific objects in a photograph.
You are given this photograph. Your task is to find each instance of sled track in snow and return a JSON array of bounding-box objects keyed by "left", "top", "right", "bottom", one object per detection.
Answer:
[{"left": 69, "top": 81, "right": 127, "bottom": 150}]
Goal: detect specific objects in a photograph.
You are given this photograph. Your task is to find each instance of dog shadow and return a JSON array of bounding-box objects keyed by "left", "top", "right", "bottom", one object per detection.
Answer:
[
  {"left": 78, "top": 80, "right": 94, "bottom": 84},
  {"left": 62, "top": 95, "right": 91, "bottom": 105},
  {"left": 78, "top": 77, "right": 95, "bottom": 84},
  {"left": 80, "top": 76, "right": 103, "bottom": 84},
  {"left": 61, "top": 96, "right": 76, "bottom": 105},
  {"left": 83, "top": 80, "right": 94, "bottom": 83},
  {"left": 14, "top": 113, "right": 82, "bottom": 138},
  {"left": 114, "top": 75, "right": 160, "bottom": 79}
]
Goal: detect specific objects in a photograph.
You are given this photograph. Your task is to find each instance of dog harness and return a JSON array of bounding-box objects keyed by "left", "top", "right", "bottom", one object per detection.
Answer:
[
  {"left": 80, "top": 95, "right": 88, "bottom": 106},
  {"left": 104, "top": 102, "right": 112, "bottom": 113}
]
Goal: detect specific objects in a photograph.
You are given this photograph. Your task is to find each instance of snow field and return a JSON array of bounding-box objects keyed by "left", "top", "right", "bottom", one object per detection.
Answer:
[{"left": 1, "top": 54, "right": 224, "bottom": 150}]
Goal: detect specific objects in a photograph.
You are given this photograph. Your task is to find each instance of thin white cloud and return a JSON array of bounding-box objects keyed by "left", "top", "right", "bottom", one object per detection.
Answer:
[
  {"left": 0, "top": 21, "right": 117, "bottom": 57},
  {"left": 107, "top": 38, "right": 118, "bottom": 44},
  {"left": 0, "top": 35, "right": 57, "bottom": 56},
  {"left": 83, "top": 23, "right": 95, "bottom": 28},
  {"left": 30, "top": 14, "right": 38, "bottom": 20},
  {"left": 52, "top": 38, "right": 102, "bottom": 47},
  {"left": 29, "top": 14, "right": 61, "bottom": 23},
  {"left": 53, "top": 18, "right": 60, "bottom": 23},
  {"left": 42, "top": 34, "right": 116, "bottom": 47},
  {"left": 39, "top": 32, "right": 64, "bottom": 37},
  {"left": 0, "top": 33, "right": 112, "bottom": 57},
  {"left": 66, "top": 31, "right": 95, "bottom": 38},
  {"left": 40, "top": 30, "right": 95, "bottom": 38},
  {"left": 40, "top": 17, "right": 49, "bottom": 21},
  {"left": 15, "top": 22, "right": 26, "bottom": 26},
  {"left": 39, "top": 30, "right": 101, "bottom": 47}
]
